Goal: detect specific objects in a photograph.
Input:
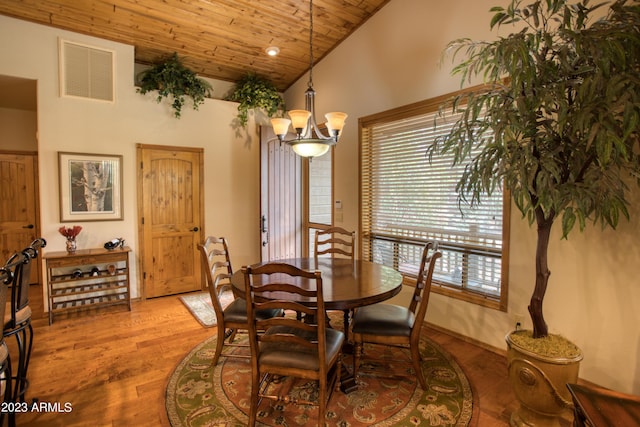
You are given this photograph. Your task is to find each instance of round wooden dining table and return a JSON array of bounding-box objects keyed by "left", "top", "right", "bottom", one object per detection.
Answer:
[
  {"left": 230, "top": 257, "right": 403, "bottom": 393},
  {"left": 230, "top": 257, "right": 403, "bottom": 311}
]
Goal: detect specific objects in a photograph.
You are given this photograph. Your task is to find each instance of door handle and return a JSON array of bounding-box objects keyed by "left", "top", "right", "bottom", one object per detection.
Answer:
[
  {"left": 261, "top": 215, "right": 269, "bottom": 247},
  {"left": 22, "top": 224, "right": 34, "bottom": 229},
  {"left": 190, "top": 227, "right": 199, "bottom": 232}
]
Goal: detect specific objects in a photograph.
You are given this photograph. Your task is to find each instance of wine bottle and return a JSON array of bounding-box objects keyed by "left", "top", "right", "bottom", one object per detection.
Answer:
[{"left": 104, "top": 238, "right": 123, "bottom": 250}]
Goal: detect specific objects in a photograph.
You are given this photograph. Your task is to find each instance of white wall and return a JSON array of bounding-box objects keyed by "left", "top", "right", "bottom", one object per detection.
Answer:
[
  {"left": 285, "top": 0, "right": 640, "bottom": 394},
  {"left": 0, "top": 107, "right": 37, "bottom": 150},
  {"left": 0, "top": 15, "right": 262, "bottom": 299}
]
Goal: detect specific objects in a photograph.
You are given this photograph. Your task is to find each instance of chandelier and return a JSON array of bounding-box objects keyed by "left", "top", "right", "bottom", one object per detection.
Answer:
[{"left": 270, "top": 0, "right": 347, "bottom": 159}]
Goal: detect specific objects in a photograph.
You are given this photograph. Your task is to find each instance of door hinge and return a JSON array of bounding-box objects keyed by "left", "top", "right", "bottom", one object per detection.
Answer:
[{"left": 141, "top": 217, "right": 144, "bottom": 225}]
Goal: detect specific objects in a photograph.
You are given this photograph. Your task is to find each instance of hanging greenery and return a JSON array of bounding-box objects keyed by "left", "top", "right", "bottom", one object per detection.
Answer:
[
  {"left": 225, "top": 73, "right": 285, "bottom": 127},
  {"left": 137, "top": 53, "right": 212, "bottom": 118}
]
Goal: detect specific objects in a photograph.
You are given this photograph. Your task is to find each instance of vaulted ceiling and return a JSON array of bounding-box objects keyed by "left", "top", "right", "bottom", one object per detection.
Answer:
[{"left": 0, "top": 0, "right": 391, "bottom": 91}]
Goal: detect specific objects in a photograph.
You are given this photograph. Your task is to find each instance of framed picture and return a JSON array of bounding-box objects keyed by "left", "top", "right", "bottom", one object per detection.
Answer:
[{"left": 58, "top": 152, "right": 123, "bottom": 222}]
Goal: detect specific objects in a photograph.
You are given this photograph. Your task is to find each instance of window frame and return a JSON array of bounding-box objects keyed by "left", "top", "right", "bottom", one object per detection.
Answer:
[
  {"left": 303, "top": 149, "right": 335, "bottom": 257},
  {"left": 358, "top": 87, "right": 510, "bottom": 311}
]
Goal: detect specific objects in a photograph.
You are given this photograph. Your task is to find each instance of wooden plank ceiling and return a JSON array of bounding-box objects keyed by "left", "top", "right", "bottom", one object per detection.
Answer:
[{"left": 0, "top": 0, "right": 391, "bottom": 91}]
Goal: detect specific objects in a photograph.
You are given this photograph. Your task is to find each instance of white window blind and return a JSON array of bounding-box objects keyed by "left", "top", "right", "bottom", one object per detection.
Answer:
[{"left": 360, "top": 103, "right": 508, "bottom": 305}]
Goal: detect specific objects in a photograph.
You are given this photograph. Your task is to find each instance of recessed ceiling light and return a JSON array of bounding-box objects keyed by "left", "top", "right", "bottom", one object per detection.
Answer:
[{"left": 265, "top": 46, "right": 280, "bottom": 57}]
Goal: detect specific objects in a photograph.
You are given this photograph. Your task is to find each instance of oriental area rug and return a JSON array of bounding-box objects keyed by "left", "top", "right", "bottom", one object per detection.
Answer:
[{"left": 166, "top": 314, "right": 474, "bottom": 427}]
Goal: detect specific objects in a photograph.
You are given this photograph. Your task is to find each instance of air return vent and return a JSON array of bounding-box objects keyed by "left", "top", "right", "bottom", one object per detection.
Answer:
[{"left": 59, "top": 39, "right": 115, "bottom": 102}]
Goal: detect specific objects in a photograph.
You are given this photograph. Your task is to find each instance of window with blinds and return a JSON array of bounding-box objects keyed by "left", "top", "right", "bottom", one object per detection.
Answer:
[{"left": 359, "top": 95, "right": 509, "bottom": 310}]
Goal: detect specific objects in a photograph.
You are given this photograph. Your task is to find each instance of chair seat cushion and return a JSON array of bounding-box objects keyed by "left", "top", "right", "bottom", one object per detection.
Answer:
[
  {"left": 223, "top": 298, "right": 282, "bottom": 323},
  {"left": 15, "top": 305, "right": 32, "bottom": 325},
  {"left": 4, "top": 305, "right": 31, "bottom": 331},
  {"left": 0, "top": 342, "right": 8, "bottom": 364},
  {"left": 352, "top": 304, "right": 415, "bottom": 337},
  {"left": 259, "top": 326, "right": 345, "bottom": 371}
]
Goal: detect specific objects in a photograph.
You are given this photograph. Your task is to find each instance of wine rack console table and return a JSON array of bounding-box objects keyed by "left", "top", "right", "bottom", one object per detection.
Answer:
[{"left": 44, "top": 246, "right": 132, "bottom": 324}]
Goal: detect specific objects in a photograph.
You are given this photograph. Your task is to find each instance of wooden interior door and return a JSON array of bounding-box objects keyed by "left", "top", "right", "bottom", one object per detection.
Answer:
[
  {"left": 260, "top": 126, "right": 302, "bottom": 261},
  {"left": 0, "top": 151, "right": 40, "bottom": 284},
  {"left": 137, "top": 144, "right": 204, "bottom": 298}
]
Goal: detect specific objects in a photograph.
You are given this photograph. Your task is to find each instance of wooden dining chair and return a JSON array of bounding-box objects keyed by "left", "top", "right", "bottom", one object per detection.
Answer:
[
  {"left": 197, "top": 236, "right": 283, "bottom": 366},
  {"left": 314, "top": 227, "right": 356, "bottom": 335},
  {"left": 314, "top": 227, "right": 355, "bottom": 260},
  {"left": 351, "top": 241, "right": 441, "bottom": 390},
  {"left": 243, "top": 262, "right": 345, "bottom": 426}
]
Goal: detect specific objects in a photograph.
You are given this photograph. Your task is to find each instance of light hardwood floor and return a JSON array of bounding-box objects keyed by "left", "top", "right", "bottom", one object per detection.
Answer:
[{"left": 6, "top": 284, "right": 574, "bottom": 427}]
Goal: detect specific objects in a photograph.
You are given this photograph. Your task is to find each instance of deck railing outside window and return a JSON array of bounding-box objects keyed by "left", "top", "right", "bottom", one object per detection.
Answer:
[{"left": 364, "top": 232, "right": 501, "bottom": 298}]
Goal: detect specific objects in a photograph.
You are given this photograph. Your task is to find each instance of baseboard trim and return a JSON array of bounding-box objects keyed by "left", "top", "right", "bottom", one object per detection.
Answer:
[{"left": 425, "top": 321, "right": 507, "bottom": 357}]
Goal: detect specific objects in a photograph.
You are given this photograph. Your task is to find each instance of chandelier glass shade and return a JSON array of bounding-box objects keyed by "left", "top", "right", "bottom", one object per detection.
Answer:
[{"left": 270, "top": 0, "right": 347, "bottom": 158}]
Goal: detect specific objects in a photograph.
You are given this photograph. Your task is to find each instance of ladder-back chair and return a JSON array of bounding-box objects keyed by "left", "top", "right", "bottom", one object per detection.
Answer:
[
  {"left": 314, "top": 227, "right": 355, "bottom": 260},
  {"left": 314, "top": 227, "right": 356, "bottom": 338},
  {"left": 198, "top": 236, "right": 282, "bottom": 366},
  {"left": 243, "top": 262, "right": 344, "bottom": 426},
  {"left": 351, "top": 241, "right": 441, "bottom": 389}
]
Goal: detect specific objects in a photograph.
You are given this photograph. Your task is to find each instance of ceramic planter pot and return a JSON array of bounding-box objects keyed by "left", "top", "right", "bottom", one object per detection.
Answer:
[{"left": 506, "top": 332, "right": 583, "bottom": 427}]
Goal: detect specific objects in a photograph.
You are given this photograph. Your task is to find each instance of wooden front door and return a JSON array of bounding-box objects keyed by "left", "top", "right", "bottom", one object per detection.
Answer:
[
  {"left": 0, "top": 152, "right": 40, "bottom": 284},
  {"left": 260, "top": 126, "right": 302, "bottom": 261},
  {"left": 137, "top": 144, "right": 204, "bottom": 298}
]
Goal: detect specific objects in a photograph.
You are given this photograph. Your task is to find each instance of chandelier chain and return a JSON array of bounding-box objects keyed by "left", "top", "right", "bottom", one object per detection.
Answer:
[{"left": 308, "top": 0, "right": 314, "bottom": 88}]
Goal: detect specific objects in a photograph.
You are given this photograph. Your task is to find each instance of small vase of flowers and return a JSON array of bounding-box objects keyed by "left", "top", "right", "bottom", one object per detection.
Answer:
[{"left": 59, "top": 226, "right": 82, "bottom": 254}]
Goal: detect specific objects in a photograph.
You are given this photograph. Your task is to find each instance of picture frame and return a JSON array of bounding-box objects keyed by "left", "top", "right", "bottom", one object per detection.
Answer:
[{"left": 58, "top": 151, "right": 123, "bottom": 222}]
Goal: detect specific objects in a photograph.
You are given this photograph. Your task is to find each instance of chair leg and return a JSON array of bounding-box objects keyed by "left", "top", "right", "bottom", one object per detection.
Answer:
[
  {"left": 11, "top": 329, "right": 25, "bottom": 403},
  {"left": 318, "top": 377, "right": 327, "bottom": 427},
  {"left": 211, "top": 325, "right": 226, "bottom": 367},
  {"left": 16, "top": 323, "right": 33, "bottom": 402},
  {"left": 1, "top": 356, "right": 15, "bottom": 427},
  {"left": 11, "top": 331, "right": 22, "bottom": 402},
  {"left": 23, "top": 323, "right": 34, "bottom": 382},
  {"left": 410, "top": 341, "right": 427, "bottom": 390},
  {"left": 248, "top": 370, "right": 260, "bottom": 426}
]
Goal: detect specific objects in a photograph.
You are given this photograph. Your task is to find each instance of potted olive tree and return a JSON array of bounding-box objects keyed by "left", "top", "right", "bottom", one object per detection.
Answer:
[{"left": 430, "top": 0, "right": 640, "bottom": 425}]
